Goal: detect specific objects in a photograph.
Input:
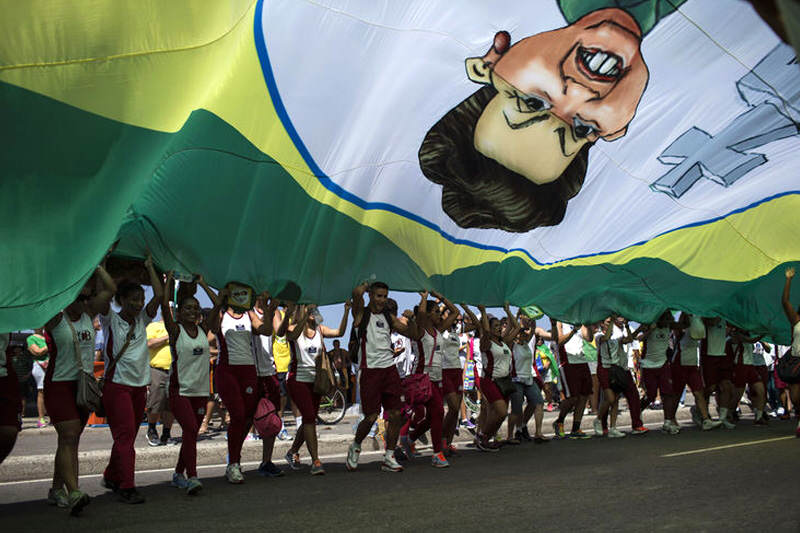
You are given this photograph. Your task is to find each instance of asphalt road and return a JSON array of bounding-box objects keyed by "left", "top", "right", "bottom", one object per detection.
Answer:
[{"left": 1, "top": 420, "right": 798, "bottom": 532}]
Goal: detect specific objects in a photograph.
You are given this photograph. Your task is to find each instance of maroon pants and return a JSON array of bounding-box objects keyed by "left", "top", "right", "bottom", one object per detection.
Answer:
[
  {"left": 409, "top": 382, "right": 444, "bottom": 453},
  {"left": 170, "top": 393, "right": 206, "bottom": 478},
  {"left": 103, "top": 381, "right": 147, "bottom": 489},
  {"left": 620, "top": 371, "right": 643, "bottom": 429},
  {"left": 215, "top": 364, "right": 258, "bottom": 464}
]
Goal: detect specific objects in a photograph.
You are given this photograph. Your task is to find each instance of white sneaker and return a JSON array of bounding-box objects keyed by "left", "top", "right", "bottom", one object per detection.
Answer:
[
  {"left": 702, "top": 418, "right": 723, "bottom": 431},
  {"left": 381, "top": 451, "right": 404, "bottom": 472},
  {"left": 593, "top": 418, "right": 603, "bottom": 437},
  {"left": 721, "top": 418, "right": 736, "bottom": 430},
  {"left": 608, "top": 427, "right": 626, "bottom": 439},
  {"left": 660, "top": 422, "right": 672, "bottom": 434},
  {"left": 667, "top": 420, "right": 680, "bottom": 435},
  {"left": 225, "top": 463, "right": 244, "bottom": 484},
  {"left": 346, "top": 441, "right": 361, "bottom": 472}
]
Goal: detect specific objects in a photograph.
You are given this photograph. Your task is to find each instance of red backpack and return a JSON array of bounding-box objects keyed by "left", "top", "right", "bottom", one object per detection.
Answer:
[{"left": 253, "top": 397, "right": 281, "bottom": 438}]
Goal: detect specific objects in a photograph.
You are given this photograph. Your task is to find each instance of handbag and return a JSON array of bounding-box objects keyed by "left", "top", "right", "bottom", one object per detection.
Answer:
[
  {"left": 253, "top": 396, "right": 281, "bottom": 438},
  {"left": 402, "top": 372, "right": 433, "bottom": 408},
  {"left": 66, "top": 315, "right": 104, "bottom": 414},
  {"left": 493, "top": 375, "right": 515, "bottom": 397},
  {"left": 776, "top": 352, "right": 800, "bottom": 384},
  {"left": 313, "top": 329, "right": 337, "bottom": 396}
]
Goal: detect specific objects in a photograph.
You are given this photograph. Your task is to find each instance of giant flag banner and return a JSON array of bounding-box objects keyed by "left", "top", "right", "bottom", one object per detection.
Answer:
[{"left": 1, "top": 0, "right": 799, "bottom": 340}]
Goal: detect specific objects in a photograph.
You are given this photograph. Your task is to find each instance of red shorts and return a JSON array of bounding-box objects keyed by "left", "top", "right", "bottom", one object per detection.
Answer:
[
  {"left": 258, "top": 375, "right": 281, "bottom": 409},
  {"left": 286, "top": 375, "right": 320, "bottom": 421},
  {"left": 44, "top": 379, "right": 89, "bottom": 425},
  {"left": 479, "top": 376, "right": 508, "bottom": 404},
  {"left": 360, "top": 366, "right": 402, "bottom": 415},
  {"left": 561, "top": 362, "right": 592, "bottom": 397},
  {"left": 643, "top": 364, "right": 675, "bottom": 398},
  {"left": 0, "top": 375, "right": 21, "bottom": 430},
  {"left": 733, "top": 364, "right": 760, "bottom": 388},
  {"left": 442, "top": 368, "right": 463, "bottom": 396},
  {"left": 702, "top": 355, "right": 733, "bottom": 387},
  {"left": 671, "top": 364, "right": 704, "bottom": 393},
  {"left": 597, "top": 365, "right": 610, "bottom": 390}
]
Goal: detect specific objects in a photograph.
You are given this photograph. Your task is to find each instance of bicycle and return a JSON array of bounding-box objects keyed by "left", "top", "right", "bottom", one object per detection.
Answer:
[{"left": 316, "top": 386, "right": 347, "bottom": 425}]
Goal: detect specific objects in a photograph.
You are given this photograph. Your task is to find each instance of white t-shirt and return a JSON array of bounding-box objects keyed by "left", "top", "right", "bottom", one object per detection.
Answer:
[
  {"left": 679, "top": 332, "right": 700, "bottom": 367},
  {"left": 441, "top": 329, "right": 462, "bottom": 370},
  {"left": 512, "top": 343, "right": 534, "bottom": 383},
  {"left": 391, "top": 332, "right": 413, "bottom": 378},
  {"left": 739, "top": 342, "right": 755, "bottom": 366},
  {"left": 220, "top": 311, "right": 255, "bottom": 366},
  {"left": 792, "top": 322, "right": 800, "bottom": 357},
  {"left": 483, "top": 339, "right": 512, "bottom": 379},
  {"left": 292, "top": 329, "right": 322, "bottom": 383},
  {"left": 416, "top": 329, "right": 443, "bottom": 382},
  {"left": 173, "top": 324, "right": 211, "bottom": 396},
  {"left": 596, "top": 326, "right": 625, "bottom": 369},
  {"left": 562, "top": 325, "right": 587, "bottom": 365},
  {"left": 641, "top": 326, "right": 670, "bottom": 369},
  {"left": 470, "top": 337, "right": 483, "bottom": 378},
  {"left": 101, "top": 307, "right": 155, "bottom": 387},
  {"left": 625, "top": 340, "right": 639, "bottom": 370},
  {"left": 253, "top": 310, "right": 276, "bottom": 377},
  {"left": 705, "top": 319, "right": 727, "bottom": 356},
  {"left": 361, "top": 311, "right": 393, "bottom": 369},
  {"left": 49, "top": 313, "right": 95, "bottom": 382}
]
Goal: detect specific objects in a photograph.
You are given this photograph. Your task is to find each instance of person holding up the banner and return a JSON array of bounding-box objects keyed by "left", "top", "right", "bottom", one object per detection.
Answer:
[
  {"left": 280, "top": 301, "right": 349, "bottom": 476},
  {"left": 39, "top": 264, "right": 114, "bottom": 514},
  {"left": 157, "top": 272, "right": 222, "bottom": 495},
  {"left": 780, "top": 267, "right": 800, "bottom": 438},
  {"left": 252, "top": 294, "right": 284, "bottom": 478}
]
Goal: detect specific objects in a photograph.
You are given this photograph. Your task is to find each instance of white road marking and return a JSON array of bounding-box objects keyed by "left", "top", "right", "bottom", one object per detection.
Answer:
[{"left": 661, "top": 436, "right": 794, "bottom": 457}]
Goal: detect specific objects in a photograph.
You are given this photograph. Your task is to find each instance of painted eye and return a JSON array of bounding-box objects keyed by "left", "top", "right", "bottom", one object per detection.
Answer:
[
  {"left": 573, "top": 117, "right": 596, "bottom": 138},
  {"left": 522, "top": 95, "right": 551, "bottom": 112}
]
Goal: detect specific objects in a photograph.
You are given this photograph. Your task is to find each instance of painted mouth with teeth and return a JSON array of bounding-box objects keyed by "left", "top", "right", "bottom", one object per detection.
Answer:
[{"left": 576, "top": 46, "right": 624, "bottom": 82}]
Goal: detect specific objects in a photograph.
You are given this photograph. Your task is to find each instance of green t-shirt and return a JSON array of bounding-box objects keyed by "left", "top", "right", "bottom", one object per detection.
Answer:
[
  {"left": 582, "top": 338, "right": 598, "bottom": 363},
  {"left": 559, "top": 0, "right": 686, "bottom": 36},
  {"left": 26, "top": 334, "right": 49, "bottom": 362}
]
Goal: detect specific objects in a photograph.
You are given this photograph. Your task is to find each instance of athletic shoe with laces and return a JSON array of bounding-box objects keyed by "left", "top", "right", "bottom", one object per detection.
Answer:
[
  {"left": 399, "top": 435, "right": 416, "bottom": 461},
  {"left": 225, "top": 463, "right": 245, "bottom": 484},
  {"left": 702, "top": 418, "right": 722, "bottom": 431},
  {"left": 146, "top": 428, "right": 162, "bottom": 447},
  {"left": 593, "top": 418, "right": 603, "bottom": 437},
  {"left": 381, "top": 451, "right": 404, "bottom": 472},
  {"left": 36, "top": 418, "right": 47, "bottom": 428},
  {"left": 475, "top": 436, "right": 500, "bottom": 452},
  {"left": 394, "top": 446, "right": 408, "bottom": 462},
  {"left": 67, "top": 490, "right": 90, "bottom": 516},
  {"left": 552, "top": 421, "right": 566, "bottom": 439},
  {"left": 117, "top": 488, "right": 145, "bottom": 504},
  {"left": 346, "top": 441, "right": 361, "bottom": 471},
  {"left": 258, "top": 461, "right": 284, "bottom": 477},
  {"left": 171, "top": 472, "right": 189, "bottom": 489},
  {"left": 47, "top": 487, "right": 69, "bottom": 508},
  {"left": 446, "top": 443, "right": 459, "bottom": 456},
  {"left": 431, "top": 452, "right": 450, "bottom": 468},
  {"left": 277, "top": 428, "right": 291, "bottom": 441},
  {"left": 285, "top": 451, "right": 303, "bottom": 471},
  {"left": 519, "top": 426, "right": 532, "bottom": 442},
  {"left": 185, "top": 477, "right": 203, "bottom": 495},
  {"left": 310, "top": 460, "right": 326, "bottom": 476},
  {"left": 690, "top": 405, "right": 702, "bottom": 427},
  {"left": 721, "top": 418, "right": 736, "bottom": 430},
  {"left": 568, "top": 430, "right": 591, "bottom": 440},
  {"left": 753, "top": 416, "right": 769, "bottom": 427},
  {"left": 667, "top": 420, "right": 680, "bottom": 435},
  {"left": 608, "top": 427, "right": 626, "bottom": 439},
  {"left": 631, "top": 426, "right": 650, "bottom": 435}
]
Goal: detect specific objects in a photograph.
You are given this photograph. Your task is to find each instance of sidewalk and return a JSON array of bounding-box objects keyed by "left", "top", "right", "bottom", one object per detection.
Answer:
[{"left": 0, "top": 403, "right": 741, "bottom": 482}]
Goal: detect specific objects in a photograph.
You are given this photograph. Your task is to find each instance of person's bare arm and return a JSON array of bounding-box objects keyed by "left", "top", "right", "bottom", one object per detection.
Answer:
[
  {"left": 276, "top": 302, "right": 296, "bottom": 338},
  {"left": 250, "top": 292, "right": 278, "bottom": 336},
  {"left": 394, "top": 293, "right": 427, "bottom": 340},
  {"left": 477, "top": 305, "right": 490, "bottom": 338},
  {"left": 351, "top": 283, "right": 368, "bottom": 329},
  {"left": 321, "top": 300, "right": 351, "bottom": 338},
  {"left": 461, "top": 305, "right": 481, "bottom": 337},
  {"left": 204, "top": 286, "right": 229, "bottom": 334},
  {"left": 432, "top": 291, "right": 459, "bottom": 332},
  {"left": 45, "top": 313, "right": 63, "bottom": 332},
  {"left": 143, "top": 253, "right": 163, "bottom": 319},
  {"left": 161, "top": 271, "right": 179, "bottom": 339},
  {"left": 501, "top": 303, "right": 521, "bottom": 345},
  {"left": 782, "top": 267, "right": 800, "bottom": 326},
  {"left": 88, "top": 264, "right": 117, "bottom": 316},
  {"left": 286, "top": 306, "right": 310, "bottom": 342}
]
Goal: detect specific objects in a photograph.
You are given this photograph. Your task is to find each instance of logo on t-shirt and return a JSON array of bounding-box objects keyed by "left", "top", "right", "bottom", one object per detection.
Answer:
[
  {"left": 78, "top": 330, "right": 92, "bottom": 342},
  {"left": 245, "top": 386, "right": 253, "bottom": 394},
  {"left": 235, "top": 324, "right": 246, "bottom": 331},
  {"left": 192, "top": 347, "right": 204, "bottom": 355},
  {"left": 376, "top": 321, "right": 385, "bottom": 328},
  {"left": 503, "top": 349, "right": 510, "bottom": 355},
  {"left": 308, "top": 347, "right": 318, "bottom": 354}
]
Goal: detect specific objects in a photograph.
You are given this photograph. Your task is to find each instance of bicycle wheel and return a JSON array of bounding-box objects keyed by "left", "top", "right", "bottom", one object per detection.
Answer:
[{"left": 316, "top": 388, "right": 346, "bottom": 425}]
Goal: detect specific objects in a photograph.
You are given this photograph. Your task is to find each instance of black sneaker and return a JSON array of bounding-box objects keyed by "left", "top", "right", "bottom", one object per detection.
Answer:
[
  {"left": 417, "top": 433, "right": 429, "bottom": 445},
  {"left": 394, "top": 446, "right": 408, "bottom": 462},
  {"left": 117, "top": 488, "right": 145, "bottom": 504},
  {"left": 520, "top": 426, "right": 532, "bottom": 442},
  {"left": 146, "top": 429, "right": 162, "bottom": 447},
  {"left": 101, "top": 477, "right": 119, "bottom": 493}
]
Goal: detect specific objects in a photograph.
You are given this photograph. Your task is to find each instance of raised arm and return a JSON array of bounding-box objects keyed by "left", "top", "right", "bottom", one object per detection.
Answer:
[
  {"left": 501, "top": 303, "right": 520, "bottom": 345},
  {"left": 204, "top": 285, "right": 228, "bottom": 334},
  {"left": 461, "top": 304, "right": 481, "bottom": 337},
  {"left": 250, "top": 292, "right": 277, "bottom": 336},
  {"left": 554, "top": 321, "right": 577, "bottom": 344},
  {"left": 161, "top": 271, "right": 179, "bottom": 339},
  {"left": 432, "top": 291, "right": 459, "bottom": 332},
  {"left": 351, "top": 282, "right": 368, "bottom": 329},
  {"left": 782, "top": 267, "right": 799, "bottom": 326},
  {"left": 321, "top": 300, "right": 351, "bottom": 338},
  {"left": 144, "top": 253, "right": 163, "bottom": 318},
  {"left": 88, "top": 264, "right": 117, "bottom": 316},
  {"left": 286, "top": 305, "right": 310, "bottom": 342},
  {"left": 393, "top": 309, "right": 422, "bottom": 340},
  {"left": 477, "top": 305, "right": 490, "bottom": 338}
]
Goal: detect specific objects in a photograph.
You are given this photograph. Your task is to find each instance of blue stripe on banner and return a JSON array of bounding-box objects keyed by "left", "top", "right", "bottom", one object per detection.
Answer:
[{"left": 252, "top": 0, "right": 799, "bottom": 268}]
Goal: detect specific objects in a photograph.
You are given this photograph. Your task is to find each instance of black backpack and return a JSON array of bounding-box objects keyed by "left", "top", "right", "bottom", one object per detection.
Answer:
[{"left": 777, "top": 351, "right": 800, "bottom": 384}]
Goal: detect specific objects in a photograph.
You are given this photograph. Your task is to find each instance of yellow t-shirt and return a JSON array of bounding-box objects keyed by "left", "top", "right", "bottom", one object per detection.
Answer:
[
  {"left": 146, "top": 321, "right": 172, "bottom": 370},
  {"left": 272, "top": 310, "right": 291, "bottom": 373}
]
